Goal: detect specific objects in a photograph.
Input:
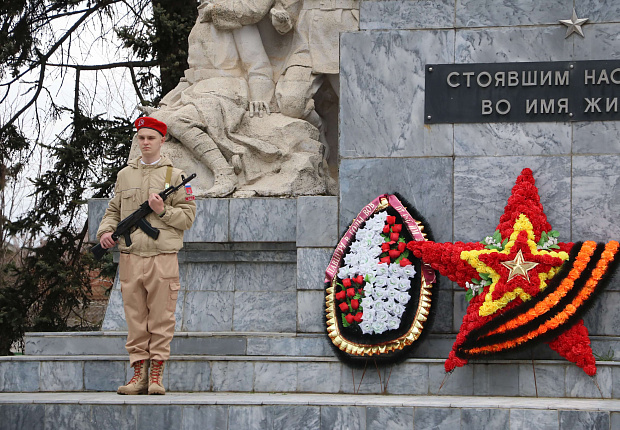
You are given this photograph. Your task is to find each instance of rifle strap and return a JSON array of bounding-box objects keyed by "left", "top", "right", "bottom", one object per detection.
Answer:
[{"left": 164, "top": 166, "right": 173, "bottom": 189}]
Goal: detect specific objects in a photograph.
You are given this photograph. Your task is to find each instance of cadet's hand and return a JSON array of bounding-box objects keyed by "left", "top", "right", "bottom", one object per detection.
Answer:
[
  {"left": 100, "top": 232, "right": 118, "bottom": 249},
  {"left": 149, "top": 193, "right": 165, "bottom": 215}
]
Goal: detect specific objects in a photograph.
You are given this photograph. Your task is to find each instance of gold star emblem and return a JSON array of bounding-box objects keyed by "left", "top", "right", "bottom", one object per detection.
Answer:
[
  {"left": 501, "top": 249, "right": 539, "bottom": 282},
  {"left": 560, "top": 8, "right": 589, "bottom": 38}
]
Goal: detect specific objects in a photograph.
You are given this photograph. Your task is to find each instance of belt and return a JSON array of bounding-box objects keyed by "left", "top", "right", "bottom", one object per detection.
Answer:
[{"left": 302, "top": 0, "right": 359, "bottom": 10}]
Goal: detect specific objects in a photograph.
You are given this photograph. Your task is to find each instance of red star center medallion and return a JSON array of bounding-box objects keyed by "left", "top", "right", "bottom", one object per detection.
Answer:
[
  {"left": 501, "top": 249, "right": 539, "bottom": 282},
  {"left": 460, "top": 214, "right": 569, "bottom": 317}
]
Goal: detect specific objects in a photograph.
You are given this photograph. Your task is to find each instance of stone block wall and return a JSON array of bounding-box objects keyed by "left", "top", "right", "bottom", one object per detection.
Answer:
[
  {"left": 89, "top": 196, "right": 339, "bottom": 335},
  {"left": 339, "top": 0, "right": 620, "bottom": 353},
  {"left": 87, "top": 1, "right": 620, "bottom": 359}
]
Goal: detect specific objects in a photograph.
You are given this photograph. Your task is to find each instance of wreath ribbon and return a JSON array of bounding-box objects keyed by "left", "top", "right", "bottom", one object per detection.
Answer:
[{"left": 324, "top": 194, "right": 435, "bottom": 284}]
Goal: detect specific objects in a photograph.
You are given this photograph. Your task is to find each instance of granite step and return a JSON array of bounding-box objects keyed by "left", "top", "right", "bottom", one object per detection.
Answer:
[
  {"left": 1, "top": 392, "right": 619, "bottom": 430},
  {"left": 1, "top": 354, "right": 618, "bottom": 399},
  {"left": 24, "top": 331, "right": 620, "bottom": 361},
  {"left": 24, "top": 331, "right": 338, "bottom": 358}
]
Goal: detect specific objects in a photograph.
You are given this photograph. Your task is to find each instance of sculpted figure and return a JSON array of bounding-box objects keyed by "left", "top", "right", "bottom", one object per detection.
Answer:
[
  {"left": 140, "top": 0, "right": 335, "bottom": 197},
  {"left": 143, "top": 0, "right": 278, "bottom": 197},
  {"left": 270, "top": 0, "right": 359, "bottom": 131}
]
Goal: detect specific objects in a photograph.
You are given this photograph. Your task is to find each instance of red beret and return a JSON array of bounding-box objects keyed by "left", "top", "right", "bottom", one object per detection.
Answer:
[{"left": 134, "top": 116, "right": 167, "bottom": 136}]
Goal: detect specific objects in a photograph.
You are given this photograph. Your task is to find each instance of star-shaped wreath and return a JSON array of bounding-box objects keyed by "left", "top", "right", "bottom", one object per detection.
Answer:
[{"left": 407, "top": 168, "right": 619, "bottom": 376}]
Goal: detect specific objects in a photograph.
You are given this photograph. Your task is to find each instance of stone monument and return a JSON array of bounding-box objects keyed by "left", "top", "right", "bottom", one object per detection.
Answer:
[
  {"left": 136, "top": 0, "right": 356, "bottom": 197},
  {"left": 6, "top": 3, "right": 620, "bottom": 429}
]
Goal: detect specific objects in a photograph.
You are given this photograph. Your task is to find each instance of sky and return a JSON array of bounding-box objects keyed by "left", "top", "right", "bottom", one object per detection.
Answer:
[{"left": 2, "top": 2, "right": 149, "bottom": 233}]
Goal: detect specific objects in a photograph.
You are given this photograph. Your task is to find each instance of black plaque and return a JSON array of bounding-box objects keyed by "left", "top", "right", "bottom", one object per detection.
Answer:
[{"left": 425, "top": 60, "right": 620, "bottom": 123}]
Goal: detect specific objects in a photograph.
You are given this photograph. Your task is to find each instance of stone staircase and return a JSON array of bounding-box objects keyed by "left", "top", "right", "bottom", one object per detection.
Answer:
[
  {"left": 2, "top": 197, "right": 620, "bottom": 428},
  {"left": 3, "top": 331, "right": 620, "bottom": 429},
  {"left": 2, "top": 392, "right": 619, "bottom": 429},
  {"left": 2, "top": 331, "right": 619, "bottom": 399}
]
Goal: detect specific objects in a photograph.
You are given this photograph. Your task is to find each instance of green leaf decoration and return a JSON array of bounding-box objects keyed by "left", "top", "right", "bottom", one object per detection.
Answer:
[
  {"left": 480, "top": 273, "right": 491, "bottom": 282},
  {"left": 481, "top": 230, "right": 508, "bottom": 251},
  {"left": 466, "top": 288, "right": 474, "bottom": 302},
  {"left": 537, "top": 230, "right": 561, "bottom": 249},
  {"left": 492, "top": 230, "right": 501, "bottom": 242},
  {"left": 537, "top": 236, "right": 546, "bottom": 248}
]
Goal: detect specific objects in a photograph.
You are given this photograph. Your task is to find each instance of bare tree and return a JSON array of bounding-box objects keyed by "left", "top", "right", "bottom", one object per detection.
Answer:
[{"left": 0, "top": 0, "right": 197, "bottom": 354}]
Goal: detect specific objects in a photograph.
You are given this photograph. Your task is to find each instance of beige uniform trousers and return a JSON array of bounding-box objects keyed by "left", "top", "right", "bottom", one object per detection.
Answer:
[{"left": 119, "top": 253, "right": 180, "bottom": 365}]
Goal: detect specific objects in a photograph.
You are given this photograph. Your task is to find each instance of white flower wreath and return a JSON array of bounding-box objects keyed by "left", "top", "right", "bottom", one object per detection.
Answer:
[{"left": 337, "top": 211, "right": 416, "bottom": 335}]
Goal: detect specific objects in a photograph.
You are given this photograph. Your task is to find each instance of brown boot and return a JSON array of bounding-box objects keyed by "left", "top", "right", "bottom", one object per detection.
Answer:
[
  {"left": 148, "top": 360, "right": 166, "bottom": 395},
  {"left": 117, "top": 359, "right": 149, "bottom": 395}
]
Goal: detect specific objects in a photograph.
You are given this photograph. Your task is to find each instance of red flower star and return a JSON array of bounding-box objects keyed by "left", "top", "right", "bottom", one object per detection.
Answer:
[{"left": 407, "top": 168, "right": 601, "bottom": 376}]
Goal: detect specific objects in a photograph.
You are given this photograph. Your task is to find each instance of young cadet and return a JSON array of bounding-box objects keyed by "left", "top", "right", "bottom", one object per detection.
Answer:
[{"left": 97, "top": 117, "right": 196, "bottom": 395}]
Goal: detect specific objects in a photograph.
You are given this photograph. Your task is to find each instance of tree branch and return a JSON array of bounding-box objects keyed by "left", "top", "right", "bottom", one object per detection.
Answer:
[
  {"left": 45, "top": 60, "right": 158, "bottom": 71},
  {"left": 0, "top": 0, "right": 123, "bottom": 135},
  {"left": 74, "top": 68, "right": 80, "bottom": 114},
  {"left": 31, "top": 8, "right": 93, "bottom": 31},
  {"left": 129, "top": 66, "right": 146, "bottom": 105},
  {"left": 0, "top": 60, "right": 47, "bottom": 136}
]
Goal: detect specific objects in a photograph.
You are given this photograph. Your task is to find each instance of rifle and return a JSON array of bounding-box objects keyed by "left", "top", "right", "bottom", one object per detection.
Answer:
[{"left": 91, "top": 173, "right": 197, "bottom": 260}]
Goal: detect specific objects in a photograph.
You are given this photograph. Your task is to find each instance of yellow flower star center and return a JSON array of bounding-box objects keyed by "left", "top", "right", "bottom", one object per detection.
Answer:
[{"left": 460, "top": 214, "right": 569, "bottom": 317}]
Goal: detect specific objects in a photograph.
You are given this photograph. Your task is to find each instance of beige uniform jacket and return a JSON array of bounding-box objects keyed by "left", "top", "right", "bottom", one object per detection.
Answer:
[{"left": 96, "top": 156, "right": 197, "bottom": 257}]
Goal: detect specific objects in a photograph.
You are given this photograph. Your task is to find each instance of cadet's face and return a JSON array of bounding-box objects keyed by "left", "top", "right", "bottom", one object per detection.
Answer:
[{"left": 137, "top": 128, "right": 165, "bottom": 161}]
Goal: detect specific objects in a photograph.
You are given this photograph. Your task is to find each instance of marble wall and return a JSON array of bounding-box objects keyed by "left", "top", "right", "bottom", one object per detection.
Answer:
[
  {"left": 339, "top": 0, "right": 620, "bottom": 352},
  {"left": 88, "top": 0, "right": 620, "bottom": 359},
  {"left": 91, "top": 196, "right": 338, "bottom": 336}
]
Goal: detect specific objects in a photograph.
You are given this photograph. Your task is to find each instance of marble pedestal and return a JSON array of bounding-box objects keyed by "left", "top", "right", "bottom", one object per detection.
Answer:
[{"left": 88, "top": 196, "right": 339, "bottom": 335}]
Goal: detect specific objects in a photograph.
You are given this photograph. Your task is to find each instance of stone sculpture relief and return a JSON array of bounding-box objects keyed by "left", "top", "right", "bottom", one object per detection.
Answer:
[
  {"left": 272, "top": 0, "right": 359, "bottom": 135},
  {"left": 134, "top": 0, "right": 359, "bottom": 197}
]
